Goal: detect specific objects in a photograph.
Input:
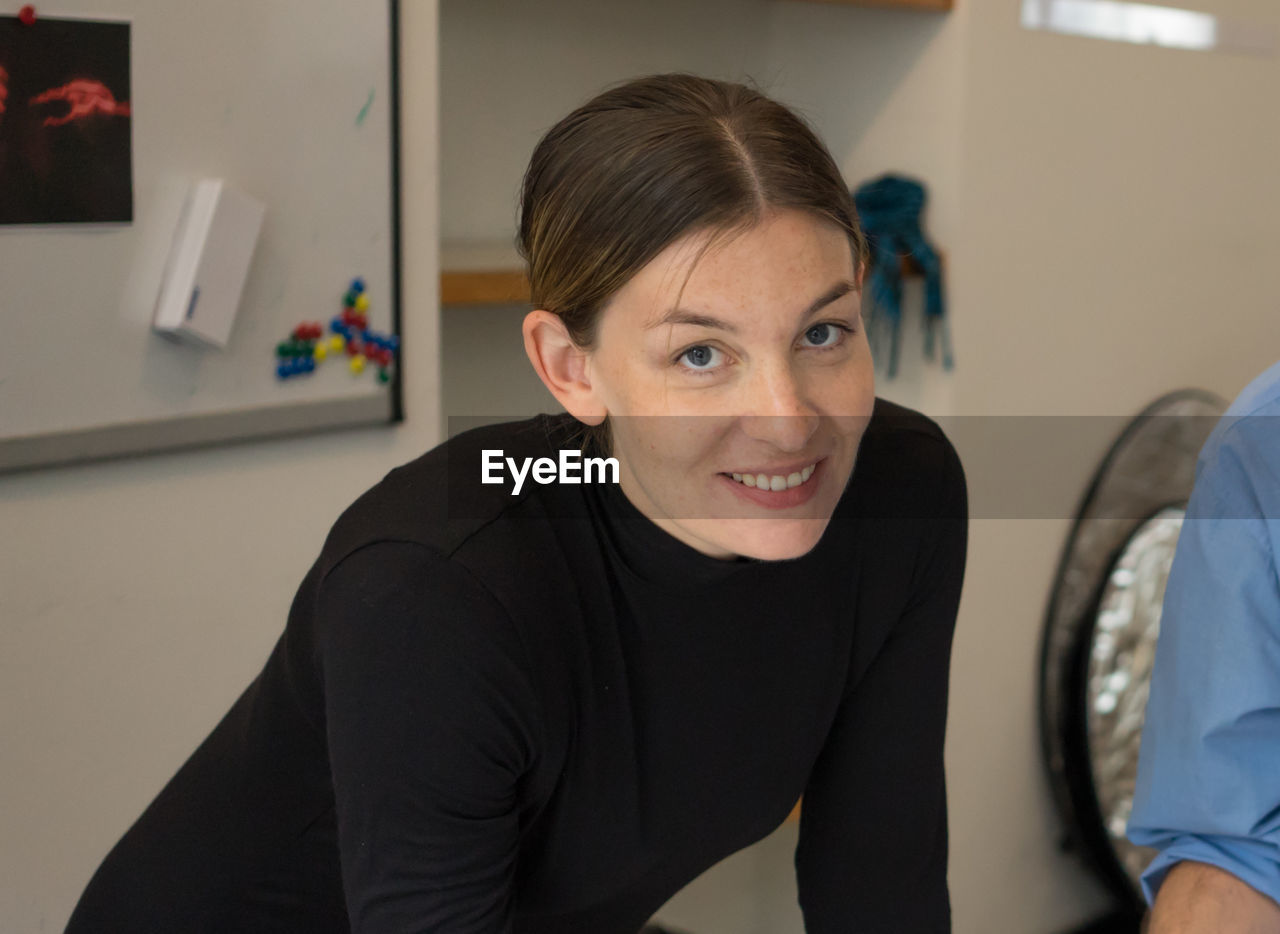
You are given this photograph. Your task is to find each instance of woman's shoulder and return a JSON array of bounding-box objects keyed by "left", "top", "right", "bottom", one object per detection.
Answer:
[
  {"left": 298, "top": 414, "right": 595, "bottom": 707},
  {"left": 314, "top": 413, "right": 585, "bottom": 576},
  {"left": 864, "top": 396, "right": 953, "bottom": 448},
  {"left": 843, "top": 397, "right": 965, "bottom": 519}
]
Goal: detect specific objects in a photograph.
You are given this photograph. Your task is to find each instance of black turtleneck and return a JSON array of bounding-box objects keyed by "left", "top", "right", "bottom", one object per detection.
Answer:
[{"left": 66, "top": 398, "right": 967, "bottom": 934}]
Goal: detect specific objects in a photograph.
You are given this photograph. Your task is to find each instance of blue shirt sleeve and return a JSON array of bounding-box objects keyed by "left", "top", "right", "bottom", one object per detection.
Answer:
[{"left": 1126, "top": 381, "right": 1280, "bottom": 909}]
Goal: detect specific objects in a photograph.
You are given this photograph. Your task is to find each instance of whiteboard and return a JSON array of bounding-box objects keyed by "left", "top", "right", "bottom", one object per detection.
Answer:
[{"left": 0, "top": 0, "right": 401, "bottom": 472}]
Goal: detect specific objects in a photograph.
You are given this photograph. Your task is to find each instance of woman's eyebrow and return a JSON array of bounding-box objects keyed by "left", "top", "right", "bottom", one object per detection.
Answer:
[{"left": 646, "top": 279, "right": 859, "bottom": 334}]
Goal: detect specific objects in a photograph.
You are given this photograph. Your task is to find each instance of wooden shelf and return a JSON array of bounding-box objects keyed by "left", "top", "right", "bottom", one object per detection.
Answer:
[
  {"left": 440, "top": 241, "right": 531, "bottom": 306},
  {"left": 782, "top": 0, "right": 953, "bottom": 9},
  {"left": 442, "top": 241, "right": 942, "bottom": 308}
]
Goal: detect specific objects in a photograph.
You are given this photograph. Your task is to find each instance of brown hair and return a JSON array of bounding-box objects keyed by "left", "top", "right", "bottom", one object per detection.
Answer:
[{"left": 517, "top": 72, "right": 869, "bottom": 454}]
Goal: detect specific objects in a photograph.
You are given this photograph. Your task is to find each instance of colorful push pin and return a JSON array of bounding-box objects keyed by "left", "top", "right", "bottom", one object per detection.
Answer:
[
  {"left": 377, "top": 368, "right": 390, "bottom": 384},
  {"left": 346, "top": 338, "right": 361, "bottom": 356},
  {"left": 328, "top": 335, "right": 343, "bottom": 352},
  {"left": 314, "top": 342, "right": 328, "bottom": 361},
  {"left": 18, "top": 5, "right": 37, "bottom": 26},
  {"left": 354, "top": 294, "right": 370, "bottom": 313},
  {"left": 350, "top": 277, "right": 366, "bottom": 295},
  {"left": 350, "top": 354, "right": 366, "bottom": 374},
  {"left": 276, "top": 357, "right": 307, "bottom": 379},
  {"left": 330, "top": 316, "right": 347, "bottom": 336},
  {"left": 343, "top": 290, "right": 358, "bottom": 308}
]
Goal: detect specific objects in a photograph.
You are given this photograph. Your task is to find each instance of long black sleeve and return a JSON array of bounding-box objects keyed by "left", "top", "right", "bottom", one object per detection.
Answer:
[
  {"left": 317, "top": 541, "right": 543, "bottom": 933},
  {"left": 795, "top": 434, "right": 968, "bottom": 933}
]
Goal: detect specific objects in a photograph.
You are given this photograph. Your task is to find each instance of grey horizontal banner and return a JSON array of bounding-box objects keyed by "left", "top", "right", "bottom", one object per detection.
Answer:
[{"left": 443, "top": 413, "right": 1277, "bottom": 521}]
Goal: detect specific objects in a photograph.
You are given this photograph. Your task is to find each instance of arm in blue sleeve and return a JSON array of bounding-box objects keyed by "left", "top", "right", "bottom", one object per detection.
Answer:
[{"left": 1127, "top": 415, "right": 1280, "bottom": 908}]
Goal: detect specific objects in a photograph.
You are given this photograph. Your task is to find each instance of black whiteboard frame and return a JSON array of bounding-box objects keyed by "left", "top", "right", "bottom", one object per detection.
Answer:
[{"left": 0, "top": 0, "right": 404, "bottom": 475}]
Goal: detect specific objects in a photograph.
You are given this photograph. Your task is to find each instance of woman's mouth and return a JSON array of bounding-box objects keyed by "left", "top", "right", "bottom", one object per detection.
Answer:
[
  {"left": 716, "top": 458, "right": 826, "bottom": 510},
  {"left": 727, "top": 463, "right": 817, "bottom": 491}
]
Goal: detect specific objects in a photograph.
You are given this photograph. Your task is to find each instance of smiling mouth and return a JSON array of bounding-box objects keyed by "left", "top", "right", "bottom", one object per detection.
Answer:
[{"left": 723, "top": 462, "right": 819, "bottom": 492}]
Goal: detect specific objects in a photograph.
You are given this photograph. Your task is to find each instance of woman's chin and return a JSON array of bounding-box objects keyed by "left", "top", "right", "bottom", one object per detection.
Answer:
[{"left": 689, "top": 517, "right": 833, "bottom": 562}]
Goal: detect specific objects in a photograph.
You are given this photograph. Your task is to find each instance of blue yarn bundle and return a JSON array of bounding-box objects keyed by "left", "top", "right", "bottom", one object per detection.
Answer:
[{"left": 851, "top": 173, "right": 952, "bottom": 378}]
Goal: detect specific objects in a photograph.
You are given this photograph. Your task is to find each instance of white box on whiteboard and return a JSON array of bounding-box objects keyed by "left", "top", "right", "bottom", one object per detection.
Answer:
[{"left": 152, "top": 179, "right": 266, "bottom": 348}]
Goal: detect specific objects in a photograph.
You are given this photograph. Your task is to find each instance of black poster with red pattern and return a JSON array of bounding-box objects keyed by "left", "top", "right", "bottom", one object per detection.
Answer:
[{"left": 0, "top": 15, "right": 132, "bottom": 224}]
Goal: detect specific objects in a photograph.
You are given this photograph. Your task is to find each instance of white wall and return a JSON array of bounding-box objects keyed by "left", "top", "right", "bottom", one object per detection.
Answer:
[
  {"left": 440, "top": 0, "right": 773, "bottom": 244},
  {"left": 7, "top": 0, "right": 1280, "bottom": 930}
]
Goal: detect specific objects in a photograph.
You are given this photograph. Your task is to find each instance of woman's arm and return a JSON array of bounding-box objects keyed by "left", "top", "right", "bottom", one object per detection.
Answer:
[
  {"left": 795, "top": 435, "right": 968, "bottom": 933},
  {"left": 317, "top": 541, "right": 543, "bottom": 933}
]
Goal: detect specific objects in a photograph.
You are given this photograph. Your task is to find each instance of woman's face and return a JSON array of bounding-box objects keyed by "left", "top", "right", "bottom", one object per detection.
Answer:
[{"left": 584, "top": 207, "right": 876, "bottom": 561}]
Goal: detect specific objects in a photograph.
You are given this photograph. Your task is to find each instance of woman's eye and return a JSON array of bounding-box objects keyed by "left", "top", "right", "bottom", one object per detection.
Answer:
[
  {"left": 802, "top": 322, "right": 850, "bottom": 348},
  {"left": 678, "top": 345, "right": 722, "bottom": 370}
]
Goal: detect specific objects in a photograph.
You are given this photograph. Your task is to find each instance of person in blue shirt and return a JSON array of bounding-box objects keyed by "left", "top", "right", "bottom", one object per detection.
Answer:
[{"left": 1127, "top": 359, "right": 1280, "bottom": 931}]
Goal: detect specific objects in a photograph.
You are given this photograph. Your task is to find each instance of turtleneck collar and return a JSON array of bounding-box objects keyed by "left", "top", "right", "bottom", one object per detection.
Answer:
[{"left": 583, "top": 466, "right": 763, "bottom": 590}]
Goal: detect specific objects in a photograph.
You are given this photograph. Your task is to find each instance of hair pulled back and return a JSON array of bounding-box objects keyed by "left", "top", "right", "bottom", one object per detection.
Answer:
[{"left": 517, "top": 72, "right": 868, "bottom": 451}]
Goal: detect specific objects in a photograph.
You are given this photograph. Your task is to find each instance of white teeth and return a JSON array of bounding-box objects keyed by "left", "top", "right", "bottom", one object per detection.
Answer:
[{"left": 727, "top": 463, "right": 818, "bottom": 491}]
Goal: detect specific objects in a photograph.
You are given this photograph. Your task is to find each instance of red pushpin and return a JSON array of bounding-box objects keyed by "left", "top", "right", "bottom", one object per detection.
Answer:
[{"left": 18, "top": 5, "right": 37, "bottom": 25}]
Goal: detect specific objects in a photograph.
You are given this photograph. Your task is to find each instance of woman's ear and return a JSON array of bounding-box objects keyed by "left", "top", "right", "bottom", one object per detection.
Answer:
[{"left": 522, "top": 310, "right": 607, "bottom": 426}]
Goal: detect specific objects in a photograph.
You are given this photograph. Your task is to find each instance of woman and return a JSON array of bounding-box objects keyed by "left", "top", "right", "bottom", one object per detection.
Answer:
[{"left": 66, "top": 72, "right": 968, "bottom": 934}]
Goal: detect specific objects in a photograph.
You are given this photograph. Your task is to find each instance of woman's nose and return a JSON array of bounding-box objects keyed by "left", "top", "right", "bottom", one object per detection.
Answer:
[{"left": 738, "top": 364, "right": 819, "bottom": 452}]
